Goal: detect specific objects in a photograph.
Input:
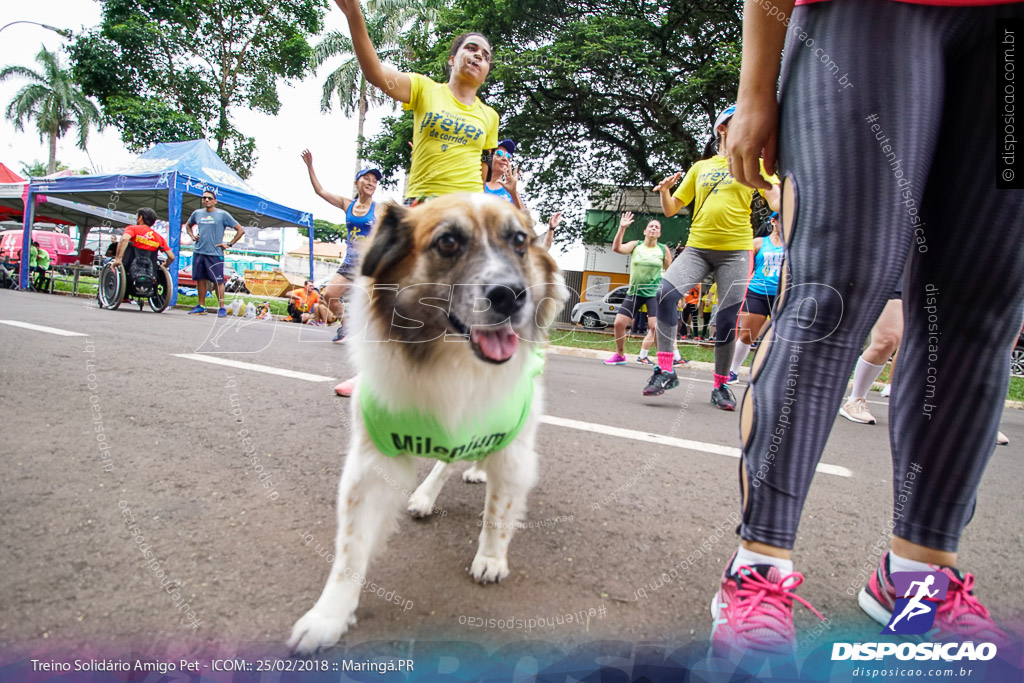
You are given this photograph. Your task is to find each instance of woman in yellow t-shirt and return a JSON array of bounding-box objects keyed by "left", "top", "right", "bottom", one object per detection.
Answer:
[
  {"left": 334, "top": 0, "right": 498, "bottom": 203},
  {"left": 331, "top": 0, "right": 501, "bottom": 398},
  {"left": 641, "top": 105, "right": 779, "bottom": 412}
]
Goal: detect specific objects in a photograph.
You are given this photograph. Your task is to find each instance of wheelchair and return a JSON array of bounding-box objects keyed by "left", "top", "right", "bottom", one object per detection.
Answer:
[{"left": 97, "top": 249, "right": 172, "bottom": 313}]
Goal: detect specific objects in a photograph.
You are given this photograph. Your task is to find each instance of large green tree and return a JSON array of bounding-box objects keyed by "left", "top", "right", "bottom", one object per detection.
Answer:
[
  {"left": 313, "top": 217, "right": 347, "bottom": 243},
  {"left": 70, "top": 0, "right": 327, "bottom": 178},
  {"left": 1, "top": 47, "right": 102, "bottom": 176},
  {"left": 363, "top": 0, "right": 743, "bottom": 242}
]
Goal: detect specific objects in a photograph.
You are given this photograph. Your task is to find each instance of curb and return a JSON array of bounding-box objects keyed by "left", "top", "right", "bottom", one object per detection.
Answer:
[{"left": 547, "top": 345, "right": 1023, "bottom": 410}]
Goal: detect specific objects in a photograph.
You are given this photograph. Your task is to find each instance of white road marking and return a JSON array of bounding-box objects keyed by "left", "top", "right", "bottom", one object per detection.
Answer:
[
  {"left": 172, "top": 353, "right": 335, "bottom": 383},
  {"left": 0, "top": 320, "right": 88, "bottom": 337},
  {"left": 174, "top": 352, "right": 852, "bottom": 478},
  {"left": 539, "top": 414, "right": 853, "bottom": 478}
]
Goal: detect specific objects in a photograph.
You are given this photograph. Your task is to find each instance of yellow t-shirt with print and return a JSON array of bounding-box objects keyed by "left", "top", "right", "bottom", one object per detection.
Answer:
[
  {"left": 403, "top": 73, "right": 499, "bottom": 199},
  {"left": 673, "top": 155, "right": 778, "bottom": 251},
  {"left": 703, "top": 283, "right": 717, "bottom": 313}
]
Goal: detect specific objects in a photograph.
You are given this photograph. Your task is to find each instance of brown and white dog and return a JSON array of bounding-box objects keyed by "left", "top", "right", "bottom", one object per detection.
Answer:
[{"left": 288, "top": 193, "right": 565, "bottom": 654}]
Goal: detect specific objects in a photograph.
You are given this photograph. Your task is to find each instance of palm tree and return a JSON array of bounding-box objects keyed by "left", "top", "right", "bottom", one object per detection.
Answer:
[
  {"left": 2, "top": 46, "right": 102, "bottom": 175},
  {"left": 314, "top": 0, "right": 444, "bottom": 178}
]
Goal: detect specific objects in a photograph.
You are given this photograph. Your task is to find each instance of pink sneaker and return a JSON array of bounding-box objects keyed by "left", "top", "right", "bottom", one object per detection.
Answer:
[
  {"left": 604, "top": 353, "right": 627, "bottom": 365},
  {"left": 334, "top": 377, "right": 356, "bottom": 397},
  {"left": 711, "top": 557, "right": 825, "bottom": 658},
  {"left": 858, "top": 551, "right": 1008, "bottom": 645}
]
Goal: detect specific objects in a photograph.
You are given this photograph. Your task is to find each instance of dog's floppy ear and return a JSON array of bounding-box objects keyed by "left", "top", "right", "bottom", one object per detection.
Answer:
[{"left": 361, "top": 202, "right": 413, "bottom": 279}]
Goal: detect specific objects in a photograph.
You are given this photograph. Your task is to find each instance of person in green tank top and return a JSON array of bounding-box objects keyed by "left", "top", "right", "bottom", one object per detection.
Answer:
[{"left": 604, "top": 212, "right": 675, "bottom": 366}]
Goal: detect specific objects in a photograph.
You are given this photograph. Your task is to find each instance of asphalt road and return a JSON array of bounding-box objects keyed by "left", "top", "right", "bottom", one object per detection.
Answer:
[{"left": 1, "top": 289, "right": 1021, "bottom": 660}]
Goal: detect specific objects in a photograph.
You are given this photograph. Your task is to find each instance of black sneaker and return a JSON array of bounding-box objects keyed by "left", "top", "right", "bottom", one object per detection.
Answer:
[
  {"left": 332, "top": 326, "right": 346, "bottom": 344},
  {"left": 643, "top": 367, "right": 679, "bottom": 396},
  {"left": 711, "top": 385, "right": 736, "bottom": 411}
]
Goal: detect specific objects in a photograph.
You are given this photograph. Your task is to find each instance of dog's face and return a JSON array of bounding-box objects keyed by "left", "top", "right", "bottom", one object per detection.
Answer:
[{"left": 358, "top": 194, "right": 564, "bottom": 364}]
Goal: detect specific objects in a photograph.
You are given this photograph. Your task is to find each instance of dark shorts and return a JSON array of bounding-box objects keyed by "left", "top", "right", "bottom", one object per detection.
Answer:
[
  {"left": 287, "top": 302, "right": 305, "bottom": 323},
  {"left": 336, "top": 260, "right": 358, "bottom": 281},
  {"left": 616, "top": 294, "right": 658, "bottom": 320},
  {"left": 889, "top": 281, "right": 902, "bottom": 300},
  {"left": 742, "top": 289, "right": 777, "bottom": 317},
  {"left": 192, "top": 252, "right": 225, "bottom": 284}
]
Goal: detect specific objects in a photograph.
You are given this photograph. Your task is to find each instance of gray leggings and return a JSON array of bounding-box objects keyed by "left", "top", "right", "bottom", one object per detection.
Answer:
[
  {"left": 741, "top": 0, "right": 1024, "bottom": 551},
  {"left": 656, "top": 247, "right": 752, "bottom": 376}
]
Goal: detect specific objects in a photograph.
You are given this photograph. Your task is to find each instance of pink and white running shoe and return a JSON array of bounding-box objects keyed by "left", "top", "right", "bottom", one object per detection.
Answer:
[
  {"left": 858, "top": 551, "right": 1008, "bottom": 645},
  {"left": 711, "top": 555, "right": 825, "bottom": 658}
]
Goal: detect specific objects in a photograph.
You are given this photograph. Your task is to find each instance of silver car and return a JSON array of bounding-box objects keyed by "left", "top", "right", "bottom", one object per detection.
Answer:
[{"left": 570, "top": 285, "right": 630, "bottom": 328}]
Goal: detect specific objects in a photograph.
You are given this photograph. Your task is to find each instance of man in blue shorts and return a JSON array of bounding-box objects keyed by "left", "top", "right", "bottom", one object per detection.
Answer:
[{"left": 185, "top": 189, "right": 244, "bottom": 317}]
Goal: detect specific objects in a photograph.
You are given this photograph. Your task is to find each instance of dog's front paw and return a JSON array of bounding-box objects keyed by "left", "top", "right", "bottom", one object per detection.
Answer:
[
  {"left": 470, "top": 553, "right": 509, "bottom": 583},
  {"left": 287, "top": 607, "right": 357, "bottom": 655},
  {"left": 407, "top": 491, "right": 436, "bottom": 519},
  {"left": 462, "top": 465, "right": 488, "bottom": 484}
]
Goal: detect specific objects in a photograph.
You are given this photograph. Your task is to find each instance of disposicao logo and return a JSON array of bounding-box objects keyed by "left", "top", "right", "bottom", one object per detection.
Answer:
[
  {"left": 884, "top": 571, "right": 948, "bottom": 635},
  {"left": 831, "top": 572, "right": 998, "bottom": 662}
]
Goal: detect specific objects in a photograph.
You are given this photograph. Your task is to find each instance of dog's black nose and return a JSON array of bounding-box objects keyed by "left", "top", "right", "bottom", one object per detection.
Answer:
[{"left": 485, "top": 282, "right": 526, "bottom": 318}]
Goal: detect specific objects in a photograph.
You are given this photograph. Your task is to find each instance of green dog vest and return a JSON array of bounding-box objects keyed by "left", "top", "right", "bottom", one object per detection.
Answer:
[{"left": 360, "top": 351, "right": 545, "bottom": 462}]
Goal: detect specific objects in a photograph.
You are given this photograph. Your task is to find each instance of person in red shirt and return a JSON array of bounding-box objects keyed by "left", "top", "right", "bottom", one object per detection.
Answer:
[{"left": 112, "top": 208, "right": 176, "bottom": 273}]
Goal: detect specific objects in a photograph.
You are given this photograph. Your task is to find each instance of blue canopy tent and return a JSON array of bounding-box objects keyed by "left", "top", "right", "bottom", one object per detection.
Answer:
[{"left": 18, "top": 140, "right": 315, "bottom": 304}]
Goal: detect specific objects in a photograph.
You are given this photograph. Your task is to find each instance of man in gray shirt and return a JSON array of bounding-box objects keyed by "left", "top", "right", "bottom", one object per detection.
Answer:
[{"left": 185, "top": 189, "right": 244, "bottom": 316}]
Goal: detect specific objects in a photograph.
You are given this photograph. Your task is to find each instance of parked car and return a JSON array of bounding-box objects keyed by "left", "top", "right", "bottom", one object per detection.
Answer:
[
  {"left": 570, "top": 286, "right": 629, "bottom": 328},
  {"left": 0, "top": 229, "right": 78, "bottom": 268},
  {"left": 1013, "top": 325, "right": 1024, "bottom": 377}
]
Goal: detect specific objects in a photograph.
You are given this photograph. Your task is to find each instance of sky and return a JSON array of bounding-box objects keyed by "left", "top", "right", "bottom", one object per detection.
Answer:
[{"left": 0, "top": 1, "right": 585, "bottom": 269}]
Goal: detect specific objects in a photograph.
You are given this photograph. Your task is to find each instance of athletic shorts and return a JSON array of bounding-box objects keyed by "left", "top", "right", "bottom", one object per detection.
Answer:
[
  {"left": 192, "top": 252, "right": 225, "bottom": 285},
  {"left": 335, "top": 260, "right": 358, "bottom": 281},
  {"left": 742, "top": 290, "right": 777, "bottom": 317},
  {"left": 616, "top": 294, "right": 657, "bottom": 320}
]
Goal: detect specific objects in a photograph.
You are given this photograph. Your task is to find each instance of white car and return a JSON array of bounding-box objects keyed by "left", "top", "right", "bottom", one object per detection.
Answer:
[{"left": 570, "top": 286, "right": 630, "bottom": 328}]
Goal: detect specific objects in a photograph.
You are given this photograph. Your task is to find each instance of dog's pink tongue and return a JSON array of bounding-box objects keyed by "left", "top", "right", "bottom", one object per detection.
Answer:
[{"left": 472, "top": 326, "right": 519, "bottom": 362}]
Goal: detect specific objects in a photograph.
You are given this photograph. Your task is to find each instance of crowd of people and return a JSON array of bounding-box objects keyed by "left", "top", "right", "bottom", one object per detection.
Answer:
[
  {"left": 8, "top": 0, "right": 1021, "bottom": 662},
  {"left": 294, "top": 0, "right": 1023, "bottom": 661},
  {"left": 319, "top": 0, "right": 1023, "bottom": 666}
]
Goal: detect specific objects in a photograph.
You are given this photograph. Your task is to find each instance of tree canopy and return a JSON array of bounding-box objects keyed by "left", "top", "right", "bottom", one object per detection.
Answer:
[
  {"left": 363, "top": 0, "right": 743, "bottom": 242},
  {"left": 70, "top": 0, "right": 328, "bottom": 178},
  {"left": 313, "top": 217, "right": 347, "bottom": 243}
]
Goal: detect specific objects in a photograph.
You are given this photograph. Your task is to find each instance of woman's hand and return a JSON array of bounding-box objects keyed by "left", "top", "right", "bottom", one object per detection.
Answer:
[
  {"left": 548, "top": 212, "right": 562, "bottom": 231},
  {"left": 619, "top": 211, "right": 635, "bottom": 229},
  {"left": 727, "top": 93, "right": 778, "bottom": 190},
  {"left": 501, "top": 164, "right": 520, "bottom": 194},
  {"left": 301, "top": 149, "right": 313, "bottom": 167},
  {"left": 333, "top": 0, "right": 361, "bottom": 17},
  {"left": 653, "top": 172, "right": 682, "bottom": 194}
]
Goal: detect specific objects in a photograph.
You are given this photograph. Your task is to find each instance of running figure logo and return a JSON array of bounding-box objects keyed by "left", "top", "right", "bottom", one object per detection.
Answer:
[{"left": 884, "top": 571, "right": 950, "bottom": 635}]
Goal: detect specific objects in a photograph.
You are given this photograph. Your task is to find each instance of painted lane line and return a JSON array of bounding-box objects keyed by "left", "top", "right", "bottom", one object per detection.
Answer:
[
  {"left": 172, "top": 353, "right": 335, "bottom": 383},
  {"left": 171, "top": 353, "right": 854, "bottom": 478},
  {"left": 539, "top": 414, "right": 853, "bottom": 478},
  {"left": 0, "top": 320, "right": 88, "bottom": 337}
]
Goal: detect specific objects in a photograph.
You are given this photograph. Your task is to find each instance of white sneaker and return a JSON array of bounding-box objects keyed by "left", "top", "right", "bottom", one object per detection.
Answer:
[
  {"left": 839, "top": 397, "right": 876, "bottom": 425},
  {"left": 879, "top": 383, "right": 891, "bottom": 398},
  {"left": 997, "top": 431, "right": 1009, "bottom": 446}
]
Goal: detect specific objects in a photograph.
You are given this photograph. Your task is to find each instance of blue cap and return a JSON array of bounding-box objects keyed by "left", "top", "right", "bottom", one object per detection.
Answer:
[
  {"left": 714, "top": 104, "right": 736, "bottom": 130},
  {"left": 497, "top": 139, "right": 516, "bottom": 155},
  {"left": 355, "top": 168, "right": 382, "bottom": 182}
]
